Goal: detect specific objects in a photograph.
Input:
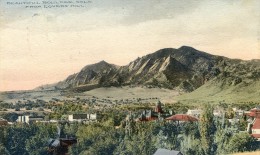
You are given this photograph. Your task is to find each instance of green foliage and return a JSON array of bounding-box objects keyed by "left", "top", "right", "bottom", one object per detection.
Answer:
[
  {"left": 25, "top": 124, "right": 55, "bottom": 155},
  {"left": 238, "top": 117, "right": 248, "bottom": 131},
  {"left": 0, "top": 124, "right": 56, "bottom": 155},
  {"left": 178, "top": 122, "right": 202, "bottom": 155},
  {"left": 72, "top": 119, "right": 125, "bottom": 155},
  {"left": 64, "top": 122, "right": 79, "bottom": 137},
  {"left": 47, "top": 102, "right": 87, "bottom": 119},
  {"left": 5, "top": 125, "right": 34, "bottom": 155},
  {"left": 180, "top": 135, "right": 204, "bottom": 155},
  {"left": 1, "top": 102, "right": 259, "bottom": 155},
  {"left": 115, "top": 122, "right": 159, "bottom": 155},
  {"left": 0, "top": 143, "right": 9, "bottom": 155},
  {"left": 81, "top": 130, "right": 121, "bottom": 155},
  {"left": 168, "top": 102, "right": 190, "bottom": 114},
  {"left": 225, "top": 107, "right": 235, "bottom": 119},
  {"left": 199, "top": 104, "right": 216, "bottom": 155},
  {"left": 226, "top": 132, "right": 258, "bottom": 153},
  {"left": 214, "top": 126, "right": 232, "bottom": 154}
]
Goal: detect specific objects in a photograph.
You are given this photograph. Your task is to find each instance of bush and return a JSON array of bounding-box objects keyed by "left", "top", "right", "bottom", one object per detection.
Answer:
[
  {"left": 15, "top": 107, "right": 20, "bottom": 111},
  {"left": 38, "top": 107, "right": 44, "bottom": 111},
  {"left": 25, "top": 106, "right": 32, "bottom": 110},
  {"left": 226, "top": 132, "right": 258, "bottom": 153}
]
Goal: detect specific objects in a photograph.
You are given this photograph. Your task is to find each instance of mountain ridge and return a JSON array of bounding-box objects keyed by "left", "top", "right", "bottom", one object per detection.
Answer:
[{"left": 36, "top": 46, "right": 260, "bottom": 96}]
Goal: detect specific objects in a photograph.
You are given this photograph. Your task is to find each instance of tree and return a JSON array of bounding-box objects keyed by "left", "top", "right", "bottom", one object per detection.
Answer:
[
  {"left": 226, "top": 132, "right": 258, "bottom": 153},
  {"left": 181, "top": 135, "right": 203, "bottom": 155},
  {"left": 25, "top": 133, "right": 49, "bottom": 155},
  {"left": 2, "top": 113, "right": 18, "bottom": 122},
  {"left": 5, "top": 125, "right": 35, "bottom": 155},
  {"left": 214, "top": 126, "right": 232, "bottom": 154},
  {"left": 225, "top": 107, "right": 235, "bottom": 119},
  {"left": 0, "top": 144, "right": 10, "bottom": 155},
  {"left": 155, "top": 123, "right": 180, "bottom": 150},
  {"left": 199, "top": 104, "right": 216, "bottom": 155},
  {"left": 25, "top": 124, "right": 56, "bottom": 155}
]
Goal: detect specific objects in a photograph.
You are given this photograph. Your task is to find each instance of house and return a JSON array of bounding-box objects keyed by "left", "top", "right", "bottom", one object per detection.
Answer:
[
  {"left": 153, "top": 148, "right": 183, "bottom": 155},
  {"left": 68, "top": 113, "right": 98, "bottom": 122},
  {"left": 245, "top": 107, "right": 260, "bottom": 139},
  {"left": 213, "top": 110, "right": 223, "bottom": 117},
  {"left": 187, "top": 109, "right": 202, "bottom": 117},
  {"left": 251, "top": 118, "right": 260, "bottom": 138},
  {"left": 231, "top": 108, "right": 244, "bottom": 116},
  {"left": 166, "top": 114, "right": 198, "bottom": 122},
  {"left": 17, "top": 115, "right": 44, "bottom": 124}
]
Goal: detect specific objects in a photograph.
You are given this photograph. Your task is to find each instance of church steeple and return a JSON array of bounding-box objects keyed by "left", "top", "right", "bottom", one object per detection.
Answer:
[{"left": 154, "top": 100, "right": 163, "bottom": 113}]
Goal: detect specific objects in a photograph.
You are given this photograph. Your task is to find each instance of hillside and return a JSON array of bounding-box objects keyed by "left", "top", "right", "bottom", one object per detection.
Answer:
[{"left": 176, "top": 59, "right": 260, "bottom": 103}]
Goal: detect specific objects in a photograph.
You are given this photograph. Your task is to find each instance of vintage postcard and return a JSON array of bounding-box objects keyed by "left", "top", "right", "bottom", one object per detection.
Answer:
[{"left": 0, "top": 0, "right": 259, "bottom": 155}]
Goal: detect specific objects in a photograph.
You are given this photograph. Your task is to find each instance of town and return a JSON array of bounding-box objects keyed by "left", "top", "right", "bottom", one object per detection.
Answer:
[{"left": 0, "top": 97, "right": 260, "bottom": 154}]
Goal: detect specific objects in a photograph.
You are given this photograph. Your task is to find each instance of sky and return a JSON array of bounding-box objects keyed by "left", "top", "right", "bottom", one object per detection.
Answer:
[{"left": 0, "top": 0, "right": 259, "bottom": 91}]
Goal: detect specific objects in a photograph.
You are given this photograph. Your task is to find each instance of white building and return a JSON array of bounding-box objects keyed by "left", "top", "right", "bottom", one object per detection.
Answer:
[
  {"left": 187, "top": 109, "right": 202, "bottom": 117},
  {"left": 68, "top": 113, "right": 98, "bottom": 122},
  {"left": 213, "top": 110, "right": 223, "bottom": 117},
  {"left": 17, "top": 115, "right": 44, "bottom": 124}
]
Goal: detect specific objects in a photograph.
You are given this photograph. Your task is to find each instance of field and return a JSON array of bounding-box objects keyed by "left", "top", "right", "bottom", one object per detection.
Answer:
[{"left": 0, "top": 86, "right": 180, "bottom": 105}]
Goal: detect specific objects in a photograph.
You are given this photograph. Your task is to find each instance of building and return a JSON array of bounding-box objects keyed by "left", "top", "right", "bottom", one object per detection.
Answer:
[
  {"left": 187, "top": 109, "right": 202, "bottom": 117},
  {"left": 68, "top": 113, "right": 98, "bottom": 122},
  {"left": 245, "top": 107, "right": 260, "bottom": 139},
  {"left": 231, "top": 108, "right": 244, "bottom": 116},
  {"left": 48, "top": 126, "right": 77, "bottom": 155},
  {"left": 166, "top": 114, "right": 198, "bottom": 122},
  {"left": 17, "top": 115, "right": 44, "bottom": 124},
  {"left": 136, "top": 101, "right": 171, "bottom": 122},
  {"left": 213, "top": 110, "right": 223, "bottom": 117},
  {"left": 136, "top": 110, "right": 159, "bottom": 122},
  {"left": 153, "top": 148, "right": 183, "bottom": 155},
  {"left": 154, "top": 100, "right": 163, "bottom": 113}
]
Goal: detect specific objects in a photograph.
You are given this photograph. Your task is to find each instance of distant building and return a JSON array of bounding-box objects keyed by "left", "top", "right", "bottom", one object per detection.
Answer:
[
  {"left": 213, "top": 110, "right": 223, "bottom": 117},
  {"left": 228, "top": 118, "right": 239, "bottom": 124},
  {"left": 17, "top": 115, "right": 44, "bottom": 124},
  {"left": 153, "top": 148, "right": 183, "bottom": 155},
  {"left": 154, "top": 100, "right": 163, "bottom": 113},
  {"left": 187, "top": 109, "right": 202, "bottom": 117},
  {"left": 232, "top": 108, "right": 244, "bottom": 116},
  {"left": 50, "top": 120, "right": 59, "bottom": 123},
  {"left": 136, "top": 110, "right": 159, "bottom": 122},
  {"left": 68, "top": 113, "right": 98, "bottom": 122},
  {"left": 166, "top": 114, "right": 198, "bottom": 122},
  {"left": 136, "top": 101, "right": 171, "bottom": 122}
]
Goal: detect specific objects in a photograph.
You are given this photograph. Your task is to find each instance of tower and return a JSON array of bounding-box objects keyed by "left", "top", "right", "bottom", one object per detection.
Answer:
[{"left": 154, "top": 100, "right": 163, "bottom": 113}]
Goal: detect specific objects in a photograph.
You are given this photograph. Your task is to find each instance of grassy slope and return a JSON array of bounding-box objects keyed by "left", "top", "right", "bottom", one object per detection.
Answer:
[{"left": 176, "top": 79, "right": 260, "bottom": 104}]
